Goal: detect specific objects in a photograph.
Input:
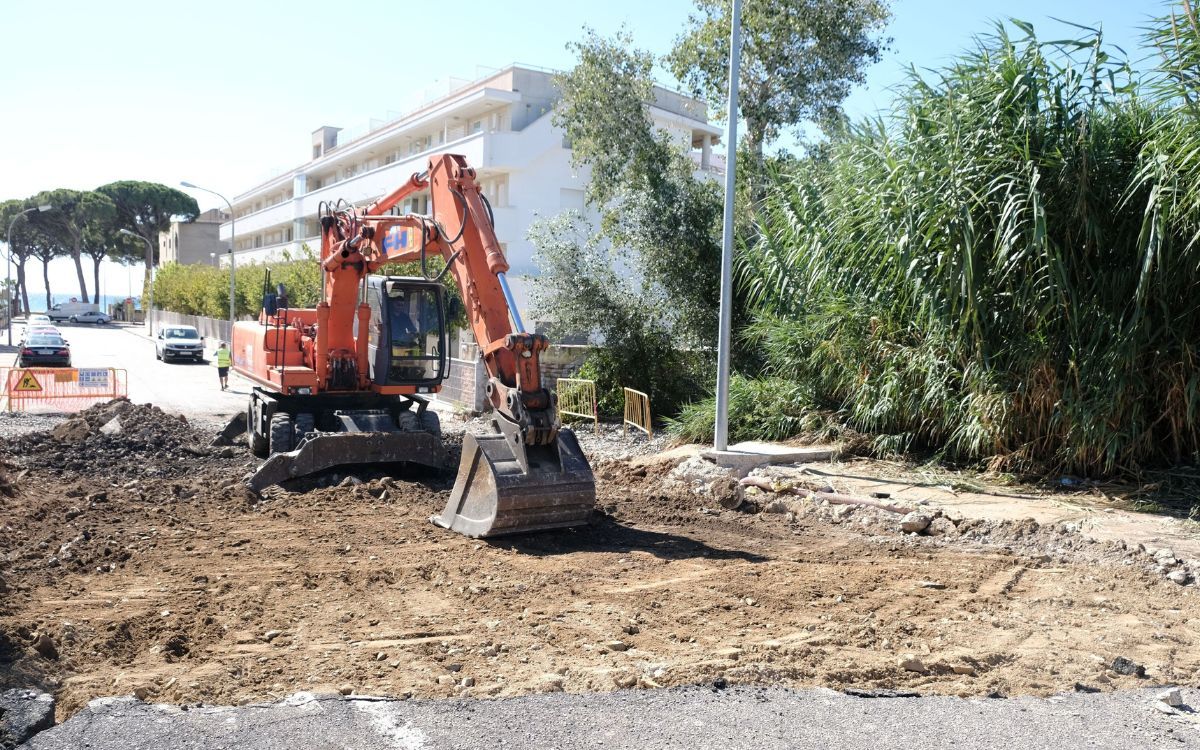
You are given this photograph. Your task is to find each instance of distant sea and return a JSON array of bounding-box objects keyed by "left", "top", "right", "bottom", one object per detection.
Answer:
[{"left": 29, "top": 293, "right": 138, "bottom": 312}]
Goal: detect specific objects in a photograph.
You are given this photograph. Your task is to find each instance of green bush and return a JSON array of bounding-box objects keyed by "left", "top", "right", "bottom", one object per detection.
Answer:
[
  {"left": 151, "top": 245, "right": 465, "bottom": 328},
  {"left": 578, "top": 340, "right": 707, "bottom": 420}
]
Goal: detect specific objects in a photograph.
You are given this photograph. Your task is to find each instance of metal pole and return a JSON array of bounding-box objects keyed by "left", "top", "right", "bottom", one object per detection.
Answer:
[
  {"left": 229, "top": 210, "right": 236, "bottom": 330},
  {"left": 713, "top": 0, "right": 742, "bottom": 452},
  {"left": 147, "top": 240, "right": 155, "bottom": 336},
  {"left": 5, "top": 217, "right": 14, "bottom": 346},
  {"left": 122, "top": 231, "right": 155, "bottom": 336}
]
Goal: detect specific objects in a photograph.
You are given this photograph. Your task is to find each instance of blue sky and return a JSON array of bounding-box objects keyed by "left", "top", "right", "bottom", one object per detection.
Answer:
[{"left": 0, "top": 0, "right": 1165, "bottom": 295}]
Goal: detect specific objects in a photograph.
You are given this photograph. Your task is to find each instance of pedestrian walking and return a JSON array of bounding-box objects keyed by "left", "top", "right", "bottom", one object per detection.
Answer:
[{"left": 216, "top": 341, "right": 231, "bottom": 391}]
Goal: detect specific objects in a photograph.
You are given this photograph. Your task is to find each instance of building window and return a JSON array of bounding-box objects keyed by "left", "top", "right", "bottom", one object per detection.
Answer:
[{"left": 470, "top": 119, "right": 482, "bottom": 134}]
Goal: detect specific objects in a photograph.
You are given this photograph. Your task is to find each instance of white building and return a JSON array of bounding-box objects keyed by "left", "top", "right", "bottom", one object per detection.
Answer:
[
  {"left": 158, "top": 208, "right": 228, "bottom": 266},
  {"left": 219, "top": 63, "right": 721, "bottom": 319}
]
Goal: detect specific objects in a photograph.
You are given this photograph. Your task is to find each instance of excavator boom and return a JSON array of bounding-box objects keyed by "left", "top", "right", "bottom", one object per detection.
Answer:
[{"left": 238, "top": 153, "right": 596, "bottom": 537}]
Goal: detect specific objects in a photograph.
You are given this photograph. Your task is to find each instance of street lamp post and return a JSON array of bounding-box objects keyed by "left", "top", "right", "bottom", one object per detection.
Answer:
[
  {"left": 6, "top": 204, "right": 52, "bottom": 345},
  {"left": 180, "top": 183, "right": 236, "bottom": 334},
  {"left": 119, "top": 229, "right": 155, "bottom": 336},
  {"left": 713, "top": 0, "right": 743, "bottom": 452}
]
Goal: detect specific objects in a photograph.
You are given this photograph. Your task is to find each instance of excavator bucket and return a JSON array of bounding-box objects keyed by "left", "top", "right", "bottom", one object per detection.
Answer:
[
  {"left": 433, "top": 428, "right": 596, "bottom": 537},
  {"left": 246, "top": 431, "right": 446, "bottom": 492}
]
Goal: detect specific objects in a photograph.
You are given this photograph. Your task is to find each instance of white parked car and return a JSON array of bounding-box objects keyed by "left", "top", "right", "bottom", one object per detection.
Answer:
[
  {"left": 68, "top": 310, "right": 112, "bottom": 325},
  {"left": 155, "top": 325, "right": 205, "bottom": 362}
]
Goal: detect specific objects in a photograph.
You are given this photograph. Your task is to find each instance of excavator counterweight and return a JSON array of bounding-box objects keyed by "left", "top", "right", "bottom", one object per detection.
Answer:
[{"left": 233, "top": 153, "right": 596, "bottom": 537}]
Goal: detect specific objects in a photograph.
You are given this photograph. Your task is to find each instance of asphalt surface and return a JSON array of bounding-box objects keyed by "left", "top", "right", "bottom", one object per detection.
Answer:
[
  {"left": 2, "top": 320, "right": 250, "bottom": 419},
  {"left": 19, "top": 687, "right": 1200, "bottom": 749}
]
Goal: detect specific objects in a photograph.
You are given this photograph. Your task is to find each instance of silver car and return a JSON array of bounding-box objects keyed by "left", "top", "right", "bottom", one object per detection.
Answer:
[{"left": 155, "top": 326, "right": 205, "bottom": 362}]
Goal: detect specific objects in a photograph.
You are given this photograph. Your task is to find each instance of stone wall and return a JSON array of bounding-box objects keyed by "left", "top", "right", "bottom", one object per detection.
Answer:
[
  {"left": 455, "top": 342, "right": 591, "bottom": 393},
  {"left": 439, "top": 357, "right": 486, "bottom": 413}
]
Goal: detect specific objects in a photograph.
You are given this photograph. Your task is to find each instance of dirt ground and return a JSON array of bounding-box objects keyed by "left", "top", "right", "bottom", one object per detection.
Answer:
[{"left": 1, "top": 402, "right": 1198, "bottom": 720}]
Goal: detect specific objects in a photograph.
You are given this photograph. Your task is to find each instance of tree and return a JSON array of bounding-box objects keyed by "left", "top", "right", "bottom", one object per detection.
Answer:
[
  {"left": 31, "top": 189, "right": 116, "bottom": 301},
  {"left": 554, "top": 29, "right": 663, "bottom": 208},
  {"left": 82, "top": 219, "right": 138, "bottom": 305},
  {"left": 529, "top": 213, "right": 705, "bottom": 415},
  {"left": 96, "top": 181, "right": 199, "bottom": 265},
  {"left": 552, "top": 29, "right": 724, "bottom": 349},
  {"left": 24, "top": 222, "right": 65, "bottom": 311},
  {"left": 0, "top": 199, "right": 36, "bottom": 315},
  {"left": 666, "top": 0, "right": 892, "bottom": 173}
]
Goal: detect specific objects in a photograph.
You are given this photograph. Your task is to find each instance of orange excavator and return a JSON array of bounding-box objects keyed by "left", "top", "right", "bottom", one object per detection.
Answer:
[{"left": 233, "top": 153, "right": 595, "bottom": 537}]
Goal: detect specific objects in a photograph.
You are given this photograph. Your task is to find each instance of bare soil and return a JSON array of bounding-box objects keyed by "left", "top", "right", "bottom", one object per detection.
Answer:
[{"left": 1, "top": 405, "right": 1198, "bottom": 720}]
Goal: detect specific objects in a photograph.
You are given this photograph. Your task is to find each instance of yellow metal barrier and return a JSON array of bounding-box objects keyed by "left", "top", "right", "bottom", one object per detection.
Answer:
[
  {"left": 3, "top": 367, "right": 128, "bottom": 413},
  {"left": 556, "top": 377, "right": 599, "bottom": 434},
  {"left": 622, "top": 387, "right": 652, "bottom": 438}
]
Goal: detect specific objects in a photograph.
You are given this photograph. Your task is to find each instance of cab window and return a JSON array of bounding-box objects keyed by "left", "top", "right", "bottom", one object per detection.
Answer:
[{"left": 385, "top": 284, "right": 443, "bottom": 383}]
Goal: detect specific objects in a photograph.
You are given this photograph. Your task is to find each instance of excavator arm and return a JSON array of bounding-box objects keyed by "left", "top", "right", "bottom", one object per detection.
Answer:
[{"left": 318, "top": 154, "right": 594, "bottom": 536}]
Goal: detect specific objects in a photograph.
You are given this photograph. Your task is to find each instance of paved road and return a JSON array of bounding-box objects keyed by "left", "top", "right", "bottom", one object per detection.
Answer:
[
  {"left": 3, "top": 320, "right": 251, "bottom": 419},
  {"left": 20, "top": 687, "right": 1200, "bottom": 749}
]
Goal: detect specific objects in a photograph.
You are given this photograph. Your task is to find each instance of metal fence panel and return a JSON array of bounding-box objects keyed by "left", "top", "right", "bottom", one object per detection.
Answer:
[
  {"left": 3, "top": 367, "right": 128, "bottom": 413},
  {"left": 556, "top": 378, "right": 599, "bottom": 434},
  {"left": 622, "top": 387, "right": 652, "bottom": 438}
]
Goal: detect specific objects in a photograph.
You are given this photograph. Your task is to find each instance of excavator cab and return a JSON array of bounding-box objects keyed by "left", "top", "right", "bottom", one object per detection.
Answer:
[{"left": 364, "top": 276, "right": 448, "bottom": 389}]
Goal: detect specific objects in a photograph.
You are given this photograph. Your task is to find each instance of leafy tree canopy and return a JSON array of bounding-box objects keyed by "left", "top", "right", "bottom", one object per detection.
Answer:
[
  {"left": 97, "top": 180, "right": 199, "bottom": 264},
  {"left": 666, "top": 0, "right": 892, "bottom": 164}
]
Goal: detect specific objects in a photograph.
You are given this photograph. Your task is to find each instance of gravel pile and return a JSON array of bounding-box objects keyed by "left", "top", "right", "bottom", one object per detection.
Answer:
[
  {"left": 667, "top": 456, "right": 1200, "bottom": 588},
  {"left": 0, "top": 399, "right": 244, "bottom": 482},
  {"left": 0, "top": 412, "right": 68, "bottom": 439}
]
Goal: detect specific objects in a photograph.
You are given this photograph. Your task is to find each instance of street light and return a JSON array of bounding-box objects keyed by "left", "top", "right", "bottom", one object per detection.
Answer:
[
  {"left": 180, "top": 182, "right": 236, "bottom": 332},
  {"left": 209, "top": 252, "right": 217, "bottom": 267},
  {"left": 119, "top": 229, "right": 155, "bottom": 336},
  {"left": 6, "top": 204, "right": 52, "bottom": 345}
]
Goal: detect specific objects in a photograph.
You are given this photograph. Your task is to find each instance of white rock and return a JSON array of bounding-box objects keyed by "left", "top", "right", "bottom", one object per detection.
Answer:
[
  {"left": 1167, "top": 569, "right": 1190, "bottom": 585},
  {"left": 99, "top": 417, "right": 123, "bottom": 436},
  {"left": 900, "top": 512, "right": 932, "bottom": 534},
  {"left": 897, "top": 655, "right": 927, "bottom": 673},
  {"left": 1158, "top": 687, "right": 1183, "bottom": 707},
  {"left": 927, "top": 517, "right": 958, "bottom": 536}
]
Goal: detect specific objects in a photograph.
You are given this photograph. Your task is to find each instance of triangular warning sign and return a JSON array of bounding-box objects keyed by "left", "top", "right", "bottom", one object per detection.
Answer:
[{"left": 14, "top": 371, "right": 42, "bottom": 392}]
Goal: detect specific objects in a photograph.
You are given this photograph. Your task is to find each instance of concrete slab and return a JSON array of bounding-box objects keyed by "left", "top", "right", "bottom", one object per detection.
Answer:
[{"left": 702, "top": 441, "right": 837, "bottom": 472}]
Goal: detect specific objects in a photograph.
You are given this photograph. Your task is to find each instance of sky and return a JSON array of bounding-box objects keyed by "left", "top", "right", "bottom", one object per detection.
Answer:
[{"left": 0, "top": 0, "right": 1163, "bottom": 300}]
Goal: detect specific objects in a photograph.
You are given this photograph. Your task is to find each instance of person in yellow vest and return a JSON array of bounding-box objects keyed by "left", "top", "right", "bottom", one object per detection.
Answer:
[{"left": 216, "top": 341, "right": 231, "bottom": 391}]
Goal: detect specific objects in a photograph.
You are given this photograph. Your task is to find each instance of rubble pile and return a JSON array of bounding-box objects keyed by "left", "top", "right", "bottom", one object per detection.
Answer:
[
  {"left": 666, "top": 455, "right": 1200, "bottom": 588},
  {"left": 1, "top": 399, "right": 243, "bottom": 482}
]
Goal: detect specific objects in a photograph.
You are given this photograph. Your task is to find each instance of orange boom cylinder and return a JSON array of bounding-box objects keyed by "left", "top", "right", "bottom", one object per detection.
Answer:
[{"left": 235, "top": 154, "right": 595, "bottom": 538}]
